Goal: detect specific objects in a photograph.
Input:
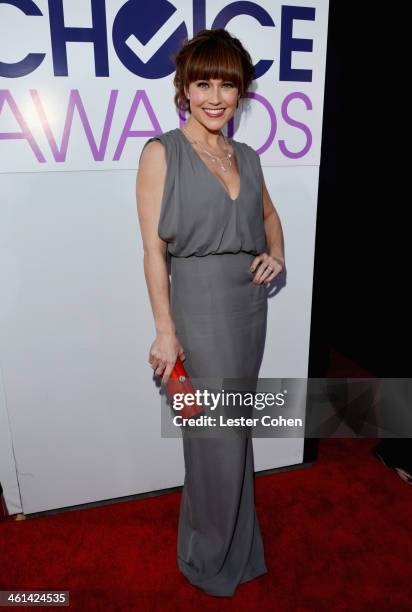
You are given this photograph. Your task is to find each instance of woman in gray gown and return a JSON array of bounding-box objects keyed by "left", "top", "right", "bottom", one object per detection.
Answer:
[{"left": 136, "top": 29, "right": 285, "bottom": 597}]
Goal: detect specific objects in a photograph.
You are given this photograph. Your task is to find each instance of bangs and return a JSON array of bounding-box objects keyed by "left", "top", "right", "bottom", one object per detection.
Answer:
[{"left": 184, "top": 40, "right": 244, "bottom": 89}]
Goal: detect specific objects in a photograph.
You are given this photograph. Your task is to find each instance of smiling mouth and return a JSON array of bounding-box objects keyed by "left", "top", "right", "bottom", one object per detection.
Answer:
[{"left": 203, "top": 108, "right": 226, "bottom": 116}]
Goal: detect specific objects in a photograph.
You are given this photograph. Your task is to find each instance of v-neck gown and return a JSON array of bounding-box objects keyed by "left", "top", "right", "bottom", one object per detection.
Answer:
[{"left": 140, "top": 128, "right": 268, "bottom": 597}]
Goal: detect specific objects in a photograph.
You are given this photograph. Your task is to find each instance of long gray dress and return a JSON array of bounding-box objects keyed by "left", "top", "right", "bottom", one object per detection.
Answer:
[{"left": 140, "top": 127, "right": 268, "bottom": 597}]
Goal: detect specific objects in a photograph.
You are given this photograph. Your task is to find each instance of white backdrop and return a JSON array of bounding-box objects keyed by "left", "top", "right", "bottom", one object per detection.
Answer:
[{"left": 0, "top": 0, "right": 329, "bottom": 514}]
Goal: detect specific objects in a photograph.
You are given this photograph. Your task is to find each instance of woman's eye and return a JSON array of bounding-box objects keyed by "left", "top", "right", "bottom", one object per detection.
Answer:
[{"left": 196, "top": 82, "right": 235, "bottom": 88}]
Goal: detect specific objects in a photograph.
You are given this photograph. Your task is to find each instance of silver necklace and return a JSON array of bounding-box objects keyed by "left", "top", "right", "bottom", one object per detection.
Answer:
[{"left": 181, "top": 126, "right": 233, "bottom": 172}]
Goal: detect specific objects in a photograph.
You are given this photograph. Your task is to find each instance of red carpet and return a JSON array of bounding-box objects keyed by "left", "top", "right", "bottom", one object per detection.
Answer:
[{"left": 1, "top": 438, "right": 411, "bottom": 611}]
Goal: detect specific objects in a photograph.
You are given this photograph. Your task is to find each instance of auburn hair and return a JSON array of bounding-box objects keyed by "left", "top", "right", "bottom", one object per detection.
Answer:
[{"left": 172, "top": 29, "right": 255, "bottom": 114}]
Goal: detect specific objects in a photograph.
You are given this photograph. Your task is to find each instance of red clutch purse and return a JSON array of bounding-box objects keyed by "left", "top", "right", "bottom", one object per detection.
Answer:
[{"left": 165, "top": 356, "right": 204, "bottom": 419}]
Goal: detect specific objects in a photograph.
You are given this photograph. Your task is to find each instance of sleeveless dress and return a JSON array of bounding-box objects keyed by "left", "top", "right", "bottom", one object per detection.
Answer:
[{"left": 140, "top": 127, "right": 268, "bottom": 597}]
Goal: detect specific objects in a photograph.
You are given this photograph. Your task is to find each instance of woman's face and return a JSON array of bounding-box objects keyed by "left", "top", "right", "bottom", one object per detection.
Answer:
[{"left": 185, "top": 78, "right": 239, "bottom": 129}]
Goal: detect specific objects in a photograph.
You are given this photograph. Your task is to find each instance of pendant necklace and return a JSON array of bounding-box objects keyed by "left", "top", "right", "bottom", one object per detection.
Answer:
[{"left": 181, "top": 126, "right": 233, "bottom": 172}]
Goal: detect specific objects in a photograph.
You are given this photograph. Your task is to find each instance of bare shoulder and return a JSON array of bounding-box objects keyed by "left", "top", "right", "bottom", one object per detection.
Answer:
[
  {"left": 136, "top": 139, "right": 167, "bottom": 218},
  {"left": 138, "top": 144, "right": 167, "bottom": 194},
  {"left": 139, "top": 138, "right": 166, "bottom": 167}
]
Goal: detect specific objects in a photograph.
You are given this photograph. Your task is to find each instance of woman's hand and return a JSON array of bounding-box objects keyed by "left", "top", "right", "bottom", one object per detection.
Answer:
[
  {"left": 250, "top": 252, "right": 285, "bottom": 284},
  {"left": 148, "top": 331, "right": 186, "bottom": 386}
]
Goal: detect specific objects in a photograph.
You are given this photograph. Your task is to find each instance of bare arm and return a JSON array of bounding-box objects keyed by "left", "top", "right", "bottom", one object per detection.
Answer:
[
  {"left": 250, "top": 174, "right": 285, "bottom": 284},
  {"left": 262, "top": 176, "right": 285, "bottom": 265},
  {"left": 136, "top": 141, "right": 186, "bottom": 384}
]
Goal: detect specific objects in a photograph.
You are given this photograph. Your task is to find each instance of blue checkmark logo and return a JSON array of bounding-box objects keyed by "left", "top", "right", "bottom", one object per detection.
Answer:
[{"left": 112, "top": 0, "right": 189, "bottom": 78}]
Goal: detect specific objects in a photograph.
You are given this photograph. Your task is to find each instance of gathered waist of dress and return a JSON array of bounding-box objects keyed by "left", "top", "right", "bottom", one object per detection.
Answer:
[
  {"left": 170, "top": 250, "right": 259, "bottom": 280},
  {"left": 170, "top": 249, "right": 259, "bottom": 260}
]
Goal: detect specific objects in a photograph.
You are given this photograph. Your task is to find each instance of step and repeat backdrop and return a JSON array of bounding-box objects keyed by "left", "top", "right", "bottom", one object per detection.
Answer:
[{"left": 0, "top": 0, "right": 329, "bottom": 514}]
